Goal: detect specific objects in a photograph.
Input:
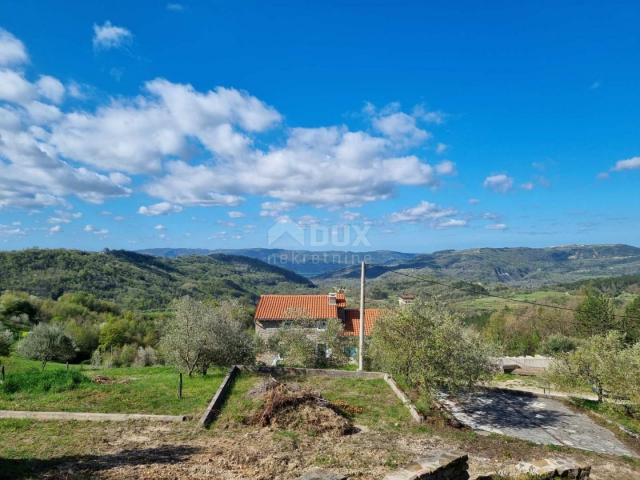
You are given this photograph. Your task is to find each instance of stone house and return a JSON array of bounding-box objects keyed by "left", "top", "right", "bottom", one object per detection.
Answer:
[{"left": 254, "top": 291, "right": 381, "bottom": 342}]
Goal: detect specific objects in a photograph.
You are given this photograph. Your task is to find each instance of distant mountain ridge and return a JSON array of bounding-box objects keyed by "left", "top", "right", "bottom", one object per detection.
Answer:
[
  {"left": 138, "top": 248, "right": 417, "bottom": 277},
  {"left": 317, "top": 244, "right": 640, "bottom": 286},
  {"left": 0, "top": 249, "right": 314, "bottom": 309}
]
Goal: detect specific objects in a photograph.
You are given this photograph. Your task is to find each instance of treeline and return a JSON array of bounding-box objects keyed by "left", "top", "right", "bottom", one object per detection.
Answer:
[
  {"left": 480, "top": 290, "right": 640, "bottom": 356},
  {"left": 0, "top": 249, "right": 315, "bottom": 310}
]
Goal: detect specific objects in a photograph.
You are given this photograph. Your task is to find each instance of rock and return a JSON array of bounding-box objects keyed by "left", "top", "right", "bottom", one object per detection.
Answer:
[{"left": 298, "top": 468, "right": 347, "bottom": 480}]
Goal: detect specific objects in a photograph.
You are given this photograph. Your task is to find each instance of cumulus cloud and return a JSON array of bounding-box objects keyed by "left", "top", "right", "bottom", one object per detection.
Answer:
[
  {"left": 342, "top": 211, "right": 360, "bottom": 221},
  {"left": 483, "top": 174, "right": 514, "bottom": 193},
  {"left": 612, "top": 156, "right": 640, "bottom": 172},
  {"left": 36, "top": 76, "right": 65, "bottom": 104},
  {"left": 138, "top": 202, "right": 183, "bottom": 216},
  {"left": 48, "top": 224, "right": 62, "bottom": 234},
  {"left": 228, "top": 210, "right": 245, "bottom": 218},
  {"left": 0, "top": 28, "right": 28, "bottom": 66},
  {"left": 92, "top": 21, "right": 132, "bottom": 50},
  {"left": 0, "top": 29, "right": 455, "bottom": 215},
  {"left": 259, "top": 201, "right": 295, "bottom": 217},
  {"left": 372, "top": 111, "right": 430, "bottom": 147},
  {"left": 390, "top": 201, "right": 457, "bottom": 223}
]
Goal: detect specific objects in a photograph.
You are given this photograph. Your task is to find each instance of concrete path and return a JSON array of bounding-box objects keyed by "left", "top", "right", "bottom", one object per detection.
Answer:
[
  {"left": 441, "top": 388, "right": 637, "bottom": 457},
  {"left": 0, "top": 410, "right": 188, "bottom": 422}
]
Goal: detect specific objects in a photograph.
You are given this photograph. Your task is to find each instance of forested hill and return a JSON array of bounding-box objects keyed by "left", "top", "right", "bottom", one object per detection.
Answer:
[
  {"left": 318, "top": 244, "right": 640, "bottom": 287},
  {"left": 0, "top": 249, "right": 315, "bottom": 310},
  {"left": 138, "top": 247, "right": 417, "bottom": 277}
]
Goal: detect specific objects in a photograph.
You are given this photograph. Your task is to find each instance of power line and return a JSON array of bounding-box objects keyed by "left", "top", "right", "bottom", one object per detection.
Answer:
[{"left": 384, "top": 268, "right": 639, "bottom": 322}]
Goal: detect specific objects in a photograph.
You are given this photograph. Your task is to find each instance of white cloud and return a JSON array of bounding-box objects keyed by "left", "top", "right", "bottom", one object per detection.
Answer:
[
  {"left": 0, "top": 29, "right": 28, "bottom": 66},
  {"left": 154, "top": 224, "right": 166, "bottom": 231},
  {"left": 138, "top": 202, "right": 183, "bottom": 216},
  {"left": 36, "top": 76, "right": 65, "bottom": 104},
  {"left": 435, "top": 160, "right": 456, "bottom": 176},
  {"left": 520, "top": 182, "right": 534, "bottom": 190},
  {"left": 413, "top": 105, "right": 446, "bottom": 124},
  {"left": 0, "top": 223, "right": 26, "bottom": 236},
  {"left": 228, "top": 210, "right": 245, "bottom": 218},
  {"left": 468, "top": 198, "right": 480, "bottom": 205},
  {"left": 486, "top": 223, "right": 508, "bottom": 230},
  {"left": 435, "top": 143, "right": 447, "bottom": 154},
  {"left": 483, "top": 174, "right": 514, "bottom": 193},
  {"left": 48, "top": 210, "right": 82, "bottom": 224},
  {"left": 0, "top": 30, "right": 455, "bottom": 214},
  {"left": 372, "top": 111, "right": 430, "bottom": 147},
  {"left": 259, "top": 201, "right": 295, "bottom": 217},
  {"left": 435, "top": 218, "right": 467, "bottom": 229},
  {"left": 342, "top": 211, "right": 360, "bottom": 221},
  {"left": 612, "top": 156, "right": 640, "bottom": 172},
  {"left": 0, "top": 69, "right": 35, "bottom": 103},
  {"left": 50, "top": 79, "right": 281, "bottom": 174},
  {"left": 92, "top": 21, "right": 132, "bottom": 50},
  {"left": 83, "top": 224, "right": 108, "bottom": 235},
  {"left": 390, "top": 201, "right": 457, "bottom": 223},
  {"left": 49, "top": 225, "right": 62, "bottom": 234}
]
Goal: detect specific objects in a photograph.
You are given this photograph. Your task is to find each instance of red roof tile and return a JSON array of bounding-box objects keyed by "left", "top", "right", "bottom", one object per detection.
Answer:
[
  {"left": 255, "top": 294, "right": 339, "bottom": 321},
  {"left": 342, "top": 308, "right": 383, "bottom": 336}
]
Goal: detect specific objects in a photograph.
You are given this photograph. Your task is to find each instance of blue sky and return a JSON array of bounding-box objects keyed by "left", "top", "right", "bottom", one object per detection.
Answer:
[{"left": 0, "top": 0, "right": 639, "bottom": 253}]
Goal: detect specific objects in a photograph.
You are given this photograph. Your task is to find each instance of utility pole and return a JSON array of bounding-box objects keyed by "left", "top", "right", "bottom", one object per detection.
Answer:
[{"left": 358, "top": 261, "right": 366, "bottom": 371}]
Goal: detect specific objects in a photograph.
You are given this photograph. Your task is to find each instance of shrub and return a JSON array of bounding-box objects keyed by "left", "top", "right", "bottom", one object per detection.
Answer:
[
  {"left": 1, "top": 369, "right": 90, "bottom": 394},
  {"left": 0, "top": 327, "right": 13, "bottom": 357},
  {"left": 134, "top": 346, "right": 159, "bottom": 367},
  {"left": 541, "top": 334, "right": 578, "bottom": 356}
]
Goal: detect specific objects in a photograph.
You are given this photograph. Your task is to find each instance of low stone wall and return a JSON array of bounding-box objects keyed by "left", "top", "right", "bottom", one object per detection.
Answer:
[
  {"left": 383, "top": 452, "right": 469, "bottom": 480},
  {"left": 384, "top": 374, "right": 424, "bottom": 424},
  {"left": 0, "top": 410, "right": 187, "bottom": 423},
  {"left": 242, "top": 365, "right": 386, "bottom": 380},
  {"left": 198, "top": 365, "right": 239, "bottom": 427},
  {"left": 493, "top": 355, "right": 552, "bottom": 372}
]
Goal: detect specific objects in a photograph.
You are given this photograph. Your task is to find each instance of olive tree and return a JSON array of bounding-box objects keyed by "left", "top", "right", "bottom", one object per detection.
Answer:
[
  {"left": 547, "top": 331, "right": 626, "bottom": 402},
  {"left": 370, "top": 299, "right": 493, "bottom": 397},
  {"left": 159, "top": 297, "right": 254, "bottom": 376},
  {"left": 17, "top": 323, "right": 76, "bottom": 370}
]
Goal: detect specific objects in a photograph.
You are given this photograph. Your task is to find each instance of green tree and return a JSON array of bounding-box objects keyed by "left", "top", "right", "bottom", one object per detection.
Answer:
[
  {"left": 370, "top": 300, "right": 493, "bottom": 398},
  {"left": 574, "top": 291, "right": 616, "bottom": 337},
  {"left": 17, "top": 323, "right": 76, "bottom": 370},
  {"left": 268, "top": 326, "right": 318, "bottom": 368},
  {"left": 622, "top": 296, "right": 640, "bottom": 343},
  {"left": 547, "top": 331, "right": 625, "bottom": 402},
  {"left": 0, "top": 327, "right": 13, "bottom": 357}
]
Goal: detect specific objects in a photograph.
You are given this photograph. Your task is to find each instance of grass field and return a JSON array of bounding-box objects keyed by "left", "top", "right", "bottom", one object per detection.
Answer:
[
  {"left": 216, "top": 372, "right": 412, "bottom": 431},
  {"left": 0, "top": 356, "right": 223, "bottom": 415}
]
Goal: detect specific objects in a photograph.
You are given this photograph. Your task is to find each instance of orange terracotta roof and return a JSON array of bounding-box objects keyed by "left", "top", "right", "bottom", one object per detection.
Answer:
[
  {"left": 342, "top": 308, "right": 383, "bottom": 336},
  {"left": 255, "top": 294, "right": 340, "bottom": 321}
]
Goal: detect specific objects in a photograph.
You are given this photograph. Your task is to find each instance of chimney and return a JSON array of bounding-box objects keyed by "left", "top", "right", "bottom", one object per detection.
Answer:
[{"left": 328, "top": 292, "right": 337, "bottom": 306}]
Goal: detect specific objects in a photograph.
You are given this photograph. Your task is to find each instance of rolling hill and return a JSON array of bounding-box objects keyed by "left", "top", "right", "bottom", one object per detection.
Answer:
[
  {"left": 0, "top": 249, "right": 315, "bottom": 310},
  {"left": 317, "top": 244, "right": 640, "bottom": 287},
  {"left": 138, "top": 248, "right": 417, "bottom": 277}
]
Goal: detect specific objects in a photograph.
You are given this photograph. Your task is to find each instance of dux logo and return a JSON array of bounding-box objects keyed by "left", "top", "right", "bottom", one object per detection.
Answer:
[{"left": 268, "top": 222, "right": 371, "bottom": 248}]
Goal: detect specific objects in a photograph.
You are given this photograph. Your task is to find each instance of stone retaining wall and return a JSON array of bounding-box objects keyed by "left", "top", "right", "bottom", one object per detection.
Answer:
[{"left": 198, "top": 365, "right": 239, "bottom": 427}]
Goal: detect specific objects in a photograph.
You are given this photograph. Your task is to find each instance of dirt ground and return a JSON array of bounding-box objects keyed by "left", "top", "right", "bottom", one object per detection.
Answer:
[
  {"left": 2, "top": 375, "right": 640, "bottom": 479},
  {"left": 2, "top": 419, "right": 639, "bottom": 480}
]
